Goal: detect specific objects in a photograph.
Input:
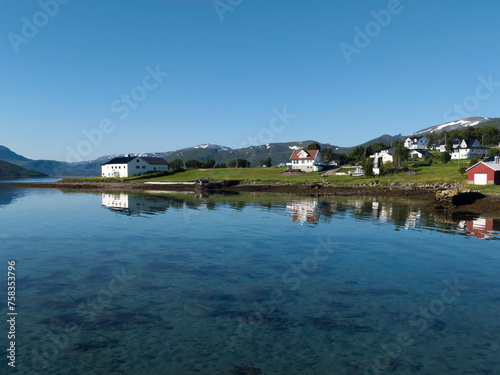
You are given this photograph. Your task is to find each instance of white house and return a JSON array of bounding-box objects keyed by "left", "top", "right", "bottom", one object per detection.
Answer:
[
  {"left": 101, "top": 156, "right": 169, "bottom": 178},
  {"left": 370, "top": 147, "right": 396, "bottom": 175},
  {"left": 288, "top": 149, "right": 324, "bottom": 172},
  {"left": 451, "top": 139, "right": 489, "bottom": 160},
  {"left": 404, "top": 136, "right": 428, "bottom": 150},
  {"left": 409, "top": 150, "right": 433, "bottom": 159},
  {"left": 436, "top": 139, "right": 460, "bottom": 152}
]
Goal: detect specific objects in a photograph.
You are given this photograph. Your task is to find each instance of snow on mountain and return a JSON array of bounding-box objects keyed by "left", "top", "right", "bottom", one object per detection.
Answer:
[
  {"left": 94, "top": 152, "right": 165, "bottom": 163},
  {"left": 412, "top": 117, "right": 492, "bottom": 136},
  {"left": 192, "top": 144, "right": 232, "bottom": 151}
]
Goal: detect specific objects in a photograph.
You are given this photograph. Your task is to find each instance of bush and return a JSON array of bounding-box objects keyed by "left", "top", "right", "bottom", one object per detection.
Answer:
[
  {"left": 440, "top": 152, "right": 451, "bottom": 163},
  {"left": 185, "top": 160, "right": 203, "bottom": 169}
]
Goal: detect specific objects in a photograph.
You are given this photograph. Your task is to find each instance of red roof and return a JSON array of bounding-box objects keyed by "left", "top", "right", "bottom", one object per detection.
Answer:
[{"left": 290, "top": 149, "right": 319, "bottom": 160}]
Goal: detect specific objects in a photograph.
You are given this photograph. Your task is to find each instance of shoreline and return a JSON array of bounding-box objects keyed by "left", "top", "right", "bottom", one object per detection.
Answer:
[{"left": 8, "top": 181, "right": 500, "bottom": 215}]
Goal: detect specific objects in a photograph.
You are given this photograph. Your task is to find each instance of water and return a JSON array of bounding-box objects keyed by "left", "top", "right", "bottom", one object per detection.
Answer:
[{"left": 0, "top": 185, "right": 499, "bottom": 374}]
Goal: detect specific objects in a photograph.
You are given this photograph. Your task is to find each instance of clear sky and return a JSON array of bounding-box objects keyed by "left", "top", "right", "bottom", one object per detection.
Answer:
[{"left": 1, "top": 0, "right": 500, "bottom": 161}]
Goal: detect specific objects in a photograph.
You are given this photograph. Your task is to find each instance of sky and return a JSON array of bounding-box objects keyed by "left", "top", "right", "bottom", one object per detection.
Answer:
[{"left": 1, "top": 0, "right": 500, "bottom": 162}]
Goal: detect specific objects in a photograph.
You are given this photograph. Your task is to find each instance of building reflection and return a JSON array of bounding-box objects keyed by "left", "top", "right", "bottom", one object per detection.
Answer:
[
  {"left": 99, "top": 192, "right": 499, "bottom": 240},
  {"left": 101, "top": 192, "right": 181, "bottom": 215},
  {"left": 465, "top": 218, "right": 500, "bottom": 239},
  {"left": 286, "top": 199, "right": 321, "bottom": 225}
]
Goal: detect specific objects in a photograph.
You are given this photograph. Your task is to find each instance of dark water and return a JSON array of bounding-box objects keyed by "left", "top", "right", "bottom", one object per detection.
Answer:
[{"left": 0, "top": 186, "right": 499, "bottom": 374}]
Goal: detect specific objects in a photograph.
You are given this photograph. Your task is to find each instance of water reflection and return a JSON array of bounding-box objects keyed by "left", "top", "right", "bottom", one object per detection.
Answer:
[
  {"left": 286, "top": 199, "right": 321, "bottom": 225},
  {"left": 99, "top": 192, "right": 500, "bottom": 240},
  {"left": 462, "top": 217, "right": 500, "bottom": 239}
]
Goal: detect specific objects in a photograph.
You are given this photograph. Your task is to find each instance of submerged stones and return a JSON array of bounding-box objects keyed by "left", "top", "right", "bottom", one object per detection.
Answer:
[{"left": 229, "top": 365, "right": 263, "bottom": 375}]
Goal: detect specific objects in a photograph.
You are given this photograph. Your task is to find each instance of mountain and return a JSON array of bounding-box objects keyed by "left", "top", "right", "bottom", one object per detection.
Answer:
[
  {"left": 411, "top": 117, "right": 493, "bottom": 136},
  {"left": 0, "top": 146, "right": 32, "bottom": 164},
  {"left": 1, "top": 116, "right": 498, "bottom": 176},
  {"left": 0, "top": 160, "right": 48, "bottom": 180},
  {"left": 162, "top": 140, "right": 336, "bottom": 166}
]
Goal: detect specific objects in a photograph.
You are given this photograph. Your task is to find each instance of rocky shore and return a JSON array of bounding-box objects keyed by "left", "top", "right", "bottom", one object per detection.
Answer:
[{"left": 9, "top": 181, "right": 500, "bottom": 215}]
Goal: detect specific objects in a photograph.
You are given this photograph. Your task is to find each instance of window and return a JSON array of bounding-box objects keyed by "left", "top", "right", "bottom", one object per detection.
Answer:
[
  {"left": 137, "top": 159, "right": 140, "bottom": 162},
  {"left": 142, "top": 166, "right": 146, "bottom": 169},
  {"left": 136, "top": 166, "right": 140, "bottom": 169}
]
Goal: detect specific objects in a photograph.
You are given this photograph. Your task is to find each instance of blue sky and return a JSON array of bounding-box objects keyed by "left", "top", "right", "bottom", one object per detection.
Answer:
[{"left": 1, "top": 0, "right": 500, "bottom": 161}]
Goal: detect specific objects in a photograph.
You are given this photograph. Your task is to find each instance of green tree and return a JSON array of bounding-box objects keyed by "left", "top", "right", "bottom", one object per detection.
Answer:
[
  {"left": 306, "top": 142, "right": 321, "bottom": 150},
  {"left": 322, "top": 147, "right": 333, "bottom": 162},
  {"left": 349, "top": 146, "right": 365, "bottom": 161},
  {"left": 469, "top": 158, "right": 479, "bottom": 167},
  {"left": 363, "top": 157, "right": 374, "bottom": 177},
  {"left": 445, "top": 136, "right": 454, "bottom": 154},
  {"left": 185, "top": 159, "right": 203, "bottom": 169},
  {"left": 169, "top": 158, "right": 184, "bottom": 171},
  {"left": 215, "top": 163, "right": 227, "bottom": 168},
  {"left": 392, "top": 142, "right": 409, "bottom": 171},
  {"left": 424, "top": 153, "right": 433, "bottom": 165},
  {"left": 228, "top": 159, "right": 250, "bottom": 168},
  {"left": 489, "top": 148, "right": 500, "bottom": 157},
  {"left": 440, "top": 152, "right": 451, "bottom": 164},
  {"left": 458, "top": 167, "right": 467, "bottom": 176},
  {"left": 339, "top": 153, "right": 349, "bottom": 165},
  {"left": 259, "top": 157, "right": 272, "bottom": 167},
  {"left": 204, "top": 159, "right": 216, "bottom": 168}
]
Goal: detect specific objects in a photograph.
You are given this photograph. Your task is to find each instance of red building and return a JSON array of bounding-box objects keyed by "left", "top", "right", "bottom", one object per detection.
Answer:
[
  {"left": 466, "top": 158, "right": 500, "bottom": 185},
  {"left": 466, "top": 218, "right": 500, "bottom": 239}
]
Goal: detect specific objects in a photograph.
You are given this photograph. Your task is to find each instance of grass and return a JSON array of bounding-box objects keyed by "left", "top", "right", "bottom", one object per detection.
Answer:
[
  {"left": 134, "top": 161, "right": 469, "bottom": 186},
  {"left": 62, "top": 162, "right": 500, "bottom": 194}
]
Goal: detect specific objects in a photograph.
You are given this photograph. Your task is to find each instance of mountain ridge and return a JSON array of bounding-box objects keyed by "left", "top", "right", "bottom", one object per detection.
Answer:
[{"left": 2, "top": 117, "right": 498, "bottom": 176}]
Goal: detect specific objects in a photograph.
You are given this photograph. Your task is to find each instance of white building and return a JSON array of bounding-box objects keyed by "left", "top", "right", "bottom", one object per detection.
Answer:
[
  {"left": 288, "top": 149, "right": 325, "bottom": 172},
  {"left": 404, "top": 136, "right": 428, "bottom": 150},
  {"left": 101, "top": 156, "right": 169, "bottom": 178},
  {"left": 370, "top": 147, "right": 396, "bottom": 174},
  {"left": 450, "top": 139, "right": 489, "bottom": 160},
  {"left": 409, "top": 150, "right": 433, "bottom": 159}
]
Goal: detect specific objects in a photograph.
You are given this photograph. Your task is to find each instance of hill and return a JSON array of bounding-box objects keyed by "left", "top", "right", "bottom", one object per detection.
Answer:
[
  {"left": 0, "top": 146, "right": 32, "bottom": 164},
  {"left": 410, "top": 117, "right": 493, "bottom": 136},
  {"left": 0, "top": 160, "right": 48, "bottom": 180},
  {"left": 1, "top": 116, "right": 498, "bottom": 176}
]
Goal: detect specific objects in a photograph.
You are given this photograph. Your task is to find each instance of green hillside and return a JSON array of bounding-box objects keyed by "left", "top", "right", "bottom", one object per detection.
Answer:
[
  {"left": 477, "top": 118, "right": 500, "bottom": 130},
  {"left": 0, "top": 160, "right": 48, "bottom": 180}
]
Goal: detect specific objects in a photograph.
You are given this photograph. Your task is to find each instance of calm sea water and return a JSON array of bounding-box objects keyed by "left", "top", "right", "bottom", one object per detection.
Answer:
[{"left": 0, "top": 185, "right": 499, "bottom": 375}]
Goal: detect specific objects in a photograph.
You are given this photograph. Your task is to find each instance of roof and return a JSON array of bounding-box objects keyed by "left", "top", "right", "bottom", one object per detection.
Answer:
[
  {"left": 290, "top": 149, "right": 319, "bottom": 160},
  {"left": 466, "top": 161, "right": 500, "bottom": 172},
  {"left": 102, "top": 156, "right": 136, "bottom": 165},
  {"left": 140, "top": 157, "right": 169, "bottom": 165},
  {"left": 101, "top": 156, "right": 168, "bottom": 166},
  {"left": 410, "top": 150, "right": 432, "bottom": 156}
]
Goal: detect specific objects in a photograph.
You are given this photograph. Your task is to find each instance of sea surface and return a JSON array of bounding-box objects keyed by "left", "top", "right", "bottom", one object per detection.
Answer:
[{"left": 0, "top": 183, "right": 499, "bottom": 374}]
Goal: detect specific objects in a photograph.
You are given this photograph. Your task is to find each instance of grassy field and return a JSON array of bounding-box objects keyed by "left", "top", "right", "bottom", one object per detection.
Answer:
[{"left": 65, "top": 161, "right": 500, "bottom": 193}]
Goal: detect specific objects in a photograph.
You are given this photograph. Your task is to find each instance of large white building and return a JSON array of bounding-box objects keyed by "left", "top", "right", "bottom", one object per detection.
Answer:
[
  {"left": 288, "top": 149, "right": 324, "bottom": 172},
  {"left": 101, "top": 156, "right": 169, "bottom": 178},
  {"left": 450, "top": 139, "right": 489, "bottom": 160}
]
